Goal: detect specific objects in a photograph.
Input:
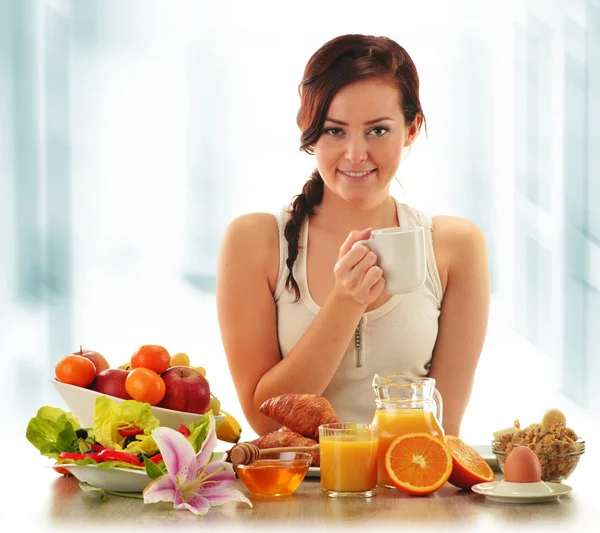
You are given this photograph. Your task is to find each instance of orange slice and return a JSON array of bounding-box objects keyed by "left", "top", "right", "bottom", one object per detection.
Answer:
[
  {"left": 384, "top": 432, "right": 453, "bottom": 496},
  {"left": 443, "top": 435, "right": 495, "bottom": 489}
]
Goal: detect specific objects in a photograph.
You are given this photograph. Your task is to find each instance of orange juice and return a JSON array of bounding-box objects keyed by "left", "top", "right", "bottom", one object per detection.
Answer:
[
  {"left": 320, "top": 434, "right": 379, "bottom": 493},
  {"left": 373, "top": 409, "right": 444, "bottom": 487}
]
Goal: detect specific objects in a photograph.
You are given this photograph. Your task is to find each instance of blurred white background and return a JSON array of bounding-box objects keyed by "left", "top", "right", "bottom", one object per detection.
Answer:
[{"left": 1, "top": 0, "right": 600, "bottom": 454}]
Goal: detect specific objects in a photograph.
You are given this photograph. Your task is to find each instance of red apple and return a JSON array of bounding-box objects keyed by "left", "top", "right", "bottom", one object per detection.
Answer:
[
  {"left": 159, "top": 366, "right": 211, "bottom": 414},
  {"left": 91, "top": 368, "right": 131, "bottom": 399},
  {"left": 72, "top": 345, "right": 110, "bottom": 375}
]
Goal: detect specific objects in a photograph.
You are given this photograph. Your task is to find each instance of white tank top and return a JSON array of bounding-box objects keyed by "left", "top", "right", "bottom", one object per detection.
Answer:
[{"left": 273, "top": 198, "right": 443, "bottom": 424}]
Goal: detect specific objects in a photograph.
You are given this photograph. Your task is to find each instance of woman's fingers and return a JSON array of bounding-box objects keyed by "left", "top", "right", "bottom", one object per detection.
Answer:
[
  {"left": 363, "top": 267, "right": 385, "bottom": 294},
  {"left": 343, "top": 251, "right": 378, "bottom": 290},
  {"left": 338, "top": 228, "right": 372, "bottom": 260},
  {"left": 335, "top": 244, "right": 369, "bottom": 277}
]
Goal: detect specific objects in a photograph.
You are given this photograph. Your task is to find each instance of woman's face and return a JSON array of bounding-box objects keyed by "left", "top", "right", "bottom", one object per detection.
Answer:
[{"left": 313, "top": 78, "right": 419, "bottom": 205}]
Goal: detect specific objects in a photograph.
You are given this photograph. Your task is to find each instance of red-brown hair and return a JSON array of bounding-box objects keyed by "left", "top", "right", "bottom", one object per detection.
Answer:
[{"left": 285, "top": 34, "right": 426, "bottom": 301}]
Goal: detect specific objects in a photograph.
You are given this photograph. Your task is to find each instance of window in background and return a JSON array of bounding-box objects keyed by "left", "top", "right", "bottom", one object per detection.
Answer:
[{"left": 1, "top": 0, "right": 599, "bottom": 444}]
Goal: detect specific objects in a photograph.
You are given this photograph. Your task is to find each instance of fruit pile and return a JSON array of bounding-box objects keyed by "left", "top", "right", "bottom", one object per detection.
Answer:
[{"left": 55, "top": 345, "right": 217, "bottom": 415}]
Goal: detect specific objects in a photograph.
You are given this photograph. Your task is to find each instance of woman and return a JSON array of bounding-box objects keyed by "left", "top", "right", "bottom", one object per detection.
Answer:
[{"left": 216, "top": 34, "right": 490, "bottom": 437}]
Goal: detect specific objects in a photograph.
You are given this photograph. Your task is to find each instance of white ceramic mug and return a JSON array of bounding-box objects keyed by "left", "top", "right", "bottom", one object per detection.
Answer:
[{"left": 355, "top": 226, "right": 427, "bottom": 294}]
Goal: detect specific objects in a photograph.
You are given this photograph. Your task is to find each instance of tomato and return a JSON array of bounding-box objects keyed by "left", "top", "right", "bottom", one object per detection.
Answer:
[
  {"left": 117, "top": 424, "right": 144, "bottom": 437},
  {"left": 53, "top": 465, "right": 73, "bottom": 476}
]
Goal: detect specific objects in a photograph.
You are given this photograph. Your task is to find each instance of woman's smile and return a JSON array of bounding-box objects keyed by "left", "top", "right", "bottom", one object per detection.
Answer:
[{"left": 337, "top": 169, "right": 377, "bottom": 182}]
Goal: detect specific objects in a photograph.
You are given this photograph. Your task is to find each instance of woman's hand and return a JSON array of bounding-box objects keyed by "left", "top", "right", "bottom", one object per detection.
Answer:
[{"left": 332, "top": 228, "right": 386, "bottom": 306}]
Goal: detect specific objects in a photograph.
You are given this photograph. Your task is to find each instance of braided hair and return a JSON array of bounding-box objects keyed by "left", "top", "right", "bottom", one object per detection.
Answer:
[
  {"left": 284, "top": 169, "right": 324, "bottom": 302},
  {"left": 284, "top": 34, "right": 426, "bottom": 301}
]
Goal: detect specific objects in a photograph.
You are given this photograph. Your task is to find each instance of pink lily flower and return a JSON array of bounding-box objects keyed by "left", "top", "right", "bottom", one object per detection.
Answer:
[{"left": 143, "top": 415, "right": 252, "bottom": 515}]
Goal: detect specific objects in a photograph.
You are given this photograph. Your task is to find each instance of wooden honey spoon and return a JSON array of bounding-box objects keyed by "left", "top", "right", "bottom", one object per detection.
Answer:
[{"left": 229, "top": 441, "right": 320, "bottom": 466}]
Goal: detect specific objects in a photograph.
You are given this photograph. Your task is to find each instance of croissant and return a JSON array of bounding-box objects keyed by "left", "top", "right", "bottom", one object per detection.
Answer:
[
  {"left": 259, "top": 393, "right": 340, "bottom": 441},
  {"left": 251, "top": 429, "right": 320, "bottom": 467}
]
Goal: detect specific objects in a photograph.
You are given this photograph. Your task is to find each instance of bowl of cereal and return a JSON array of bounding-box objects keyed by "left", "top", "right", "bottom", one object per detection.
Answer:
[{"left": 491, "top": 411, "right": 585, "bottom": 483}]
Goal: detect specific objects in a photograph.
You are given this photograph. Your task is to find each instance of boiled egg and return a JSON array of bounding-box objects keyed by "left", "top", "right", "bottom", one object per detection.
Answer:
[{"left": 503, "top": 446, "right": 541, "bottom": 483}]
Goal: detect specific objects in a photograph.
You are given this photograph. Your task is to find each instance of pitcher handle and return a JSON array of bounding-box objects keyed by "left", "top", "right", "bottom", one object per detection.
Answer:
[{"left": 433, "top": 387, "right": 443, "bottom": 426}]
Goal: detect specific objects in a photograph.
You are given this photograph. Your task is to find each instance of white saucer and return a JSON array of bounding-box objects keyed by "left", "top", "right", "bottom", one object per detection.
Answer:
[{"left": 472, "top": 480, "right": 572, "bottom": 504}]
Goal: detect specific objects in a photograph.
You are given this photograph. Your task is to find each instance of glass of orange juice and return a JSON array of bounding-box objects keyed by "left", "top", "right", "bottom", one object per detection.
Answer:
[{"left": 319, "top": 423, "right": 379, "bottom": 498}]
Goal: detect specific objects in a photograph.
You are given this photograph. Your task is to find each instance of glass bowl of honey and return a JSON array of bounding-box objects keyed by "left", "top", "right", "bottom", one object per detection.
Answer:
[{"left": 234, "top": 451, "right": 312, "bottom": 497}]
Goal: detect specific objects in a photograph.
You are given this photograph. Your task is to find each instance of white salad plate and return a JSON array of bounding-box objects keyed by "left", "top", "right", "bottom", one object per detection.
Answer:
[
  {"left": 51, "top": 379, "right": 225, "bottom": 430},
  {"left": 57, "top": 463, "right": 152, "bottom": 493},
  {"left": 471, "top": 480, "right": 572, "bottom": 503}
]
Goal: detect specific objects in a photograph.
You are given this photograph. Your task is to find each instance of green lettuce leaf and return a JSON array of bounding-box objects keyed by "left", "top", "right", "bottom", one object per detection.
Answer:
[
  {"left": 142, "top": 456, "right": 166, "bottom": 479},
  {"left": 123, "top": 433, "right": 158, "bottom": 456},
  {"left": 93, "top": 396, "right": 159, "bottom": 452},
  {"left": 26, "top": 406, "right": 82, "bottom": 459},
  {"left": 186, "top": 412, "right": 212, "bottom": 453}
]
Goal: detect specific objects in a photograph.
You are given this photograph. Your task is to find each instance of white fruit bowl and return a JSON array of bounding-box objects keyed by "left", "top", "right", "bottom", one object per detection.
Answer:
[{"left": 50, "top": 379, "right": 224, "bottom": 430}]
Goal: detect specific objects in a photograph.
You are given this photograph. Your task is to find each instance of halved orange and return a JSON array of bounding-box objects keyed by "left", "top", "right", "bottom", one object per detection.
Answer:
[
  {"left": 384, "top": 432, "right": 453, "bottom": 496},
  {"left": 443, "top": 435, "right": 495, "bottom": 489}
]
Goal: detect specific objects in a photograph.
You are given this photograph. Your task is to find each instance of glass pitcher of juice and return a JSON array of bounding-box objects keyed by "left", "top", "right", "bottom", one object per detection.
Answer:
[{"left": 371, "top": 374, "right": 444, "bottom": 488}]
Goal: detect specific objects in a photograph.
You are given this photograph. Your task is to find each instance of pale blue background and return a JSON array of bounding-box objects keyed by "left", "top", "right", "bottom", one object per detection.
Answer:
[{"left": 1, "top": 0, "right": 599, "bottom": 445}]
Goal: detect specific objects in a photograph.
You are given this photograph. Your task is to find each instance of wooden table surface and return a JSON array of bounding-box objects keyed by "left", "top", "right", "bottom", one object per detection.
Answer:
[
  {"left": 12, "top": 456, "right": 600, "bottom": 533},
  {"left": 8, "top": 405, "right": 600, "bottom": 533}
]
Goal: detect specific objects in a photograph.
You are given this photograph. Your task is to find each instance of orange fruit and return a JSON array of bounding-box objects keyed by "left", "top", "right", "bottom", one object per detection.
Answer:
[
  {"left": 55, "top": 355, "right": 96, "bottom": 387},
  {"left": 125, "top": 367, "right": 166, "bottom": 405},
  {"left": 73, "top": 347, "right": 110, "bottom": 375},
  {"left": 443, "top": 435, "right": 495, "bottom": 489},
  {"left": 131, "top": 345, "right": 170, "bottom": 374},
  {"left": 384, "top": 432, "right": 453, "bottom": 496}
]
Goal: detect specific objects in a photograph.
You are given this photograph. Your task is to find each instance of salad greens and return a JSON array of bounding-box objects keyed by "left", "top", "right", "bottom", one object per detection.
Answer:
[
  {"left": 26, "top": 406, "right": 86, "bottom": 458},
  {"left": 93, "top": 396, "right": 159, "bottom": 454},
  {"left": 26, "top": 396, "right": 216, "bottom": 475}
]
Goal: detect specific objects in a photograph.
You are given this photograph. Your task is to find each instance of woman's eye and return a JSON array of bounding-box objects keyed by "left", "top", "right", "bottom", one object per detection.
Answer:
[
  {"left": 324, "top": 127, "right": 343, "bottom": 136},
  {"left": 370, "top": 126, "right": 388, "bottom": 136}
]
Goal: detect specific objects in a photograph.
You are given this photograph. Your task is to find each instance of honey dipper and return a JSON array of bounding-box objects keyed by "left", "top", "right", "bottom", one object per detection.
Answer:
[{"left": 229, "top": 441, "right": 320, "bottom": 466}]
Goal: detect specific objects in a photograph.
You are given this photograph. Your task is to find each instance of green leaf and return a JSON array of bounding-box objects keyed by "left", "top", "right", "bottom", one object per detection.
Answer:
[
  {"left": 186, "top": 413, "right": 212, "bottom": 453},
  {"left": 26, "top": 406, "right": 82, "bottom": 459},
  {"left": 93, "top": 396, "right": 159, "bottom": 453},
  {"left": 79, "top": 482, "right": 143, "bottom": 500},
  {"left": 79, "top": 482, "right": 109, "bottom": 501},
  {"left": 143, "top": 457, "right": 165, "bottom": 480}
]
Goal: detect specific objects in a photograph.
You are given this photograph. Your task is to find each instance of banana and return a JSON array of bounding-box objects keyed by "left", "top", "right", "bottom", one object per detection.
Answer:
[
  {"left": 216, "top": 410, "right": 242, "bottom": 443},
  {"left": 492, "top": 426, "right": 519, "bottom": 440},
  {"left": 542, "top": 408, "right": 566, "bottom": 429}
]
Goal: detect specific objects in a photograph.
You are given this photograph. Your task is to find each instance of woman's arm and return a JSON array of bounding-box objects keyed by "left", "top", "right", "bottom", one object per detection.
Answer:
[
  {"left": 216, "top": 214, "right": 383, "bottom": 435},
  {"left": 428, "top": 216, "right": 491, "bottom": 437}
]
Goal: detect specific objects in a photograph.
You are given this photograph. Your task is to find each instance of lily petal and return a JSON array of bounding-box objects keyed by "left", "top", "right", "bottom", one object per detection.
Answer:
[
  {"left": 174, "top": 491, "right": 211, "bottom": 516},
  {"left": 201, "top": 487, "right": 253, "bottom": 508},
  {"left": 195, "top": 415, "right": 217, "bottom": 468},
  {"left": 201, "top": 461, "right": 238, "bottom": 490},
  {"left": 142, "top": 474, "right": 178, "bottom": 503},
  {"left": 152, "top": 427, "right": 198, "bottom": 481}
]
